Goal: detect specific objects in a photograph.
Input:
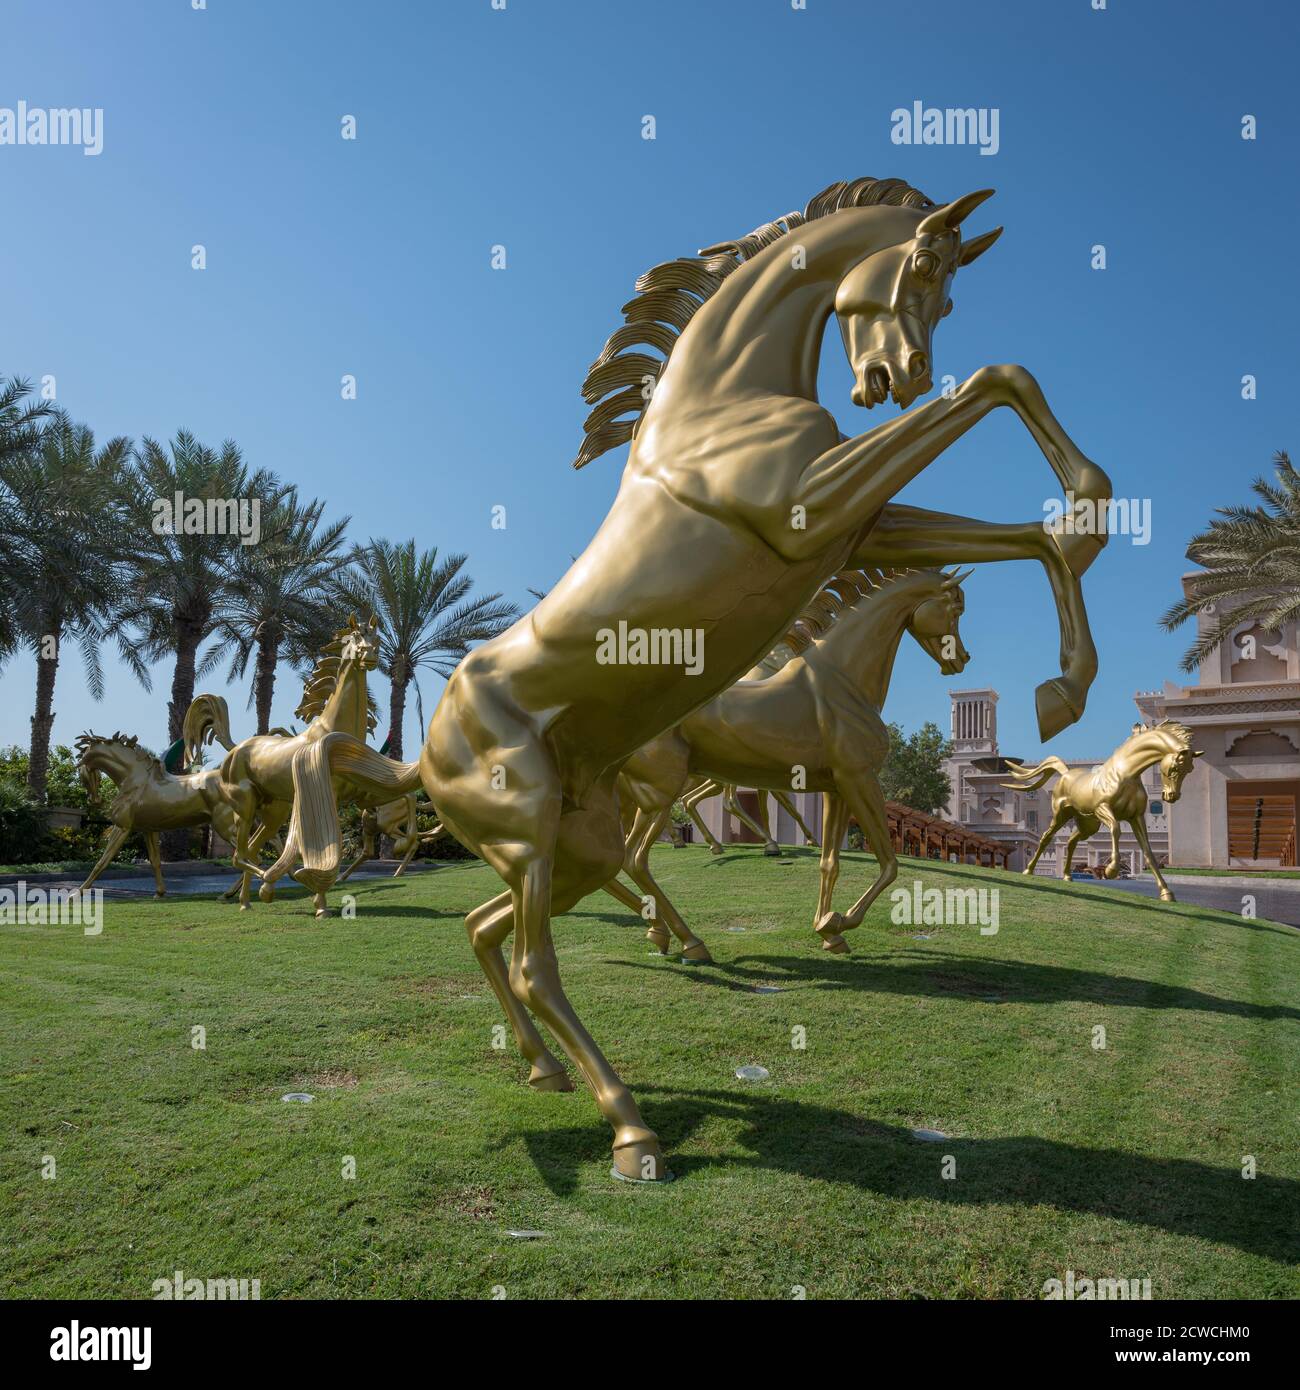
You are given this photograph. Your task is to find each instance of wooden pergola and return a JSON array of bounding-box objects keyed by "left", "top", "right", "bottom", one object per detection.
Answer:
[{"left": 878, "top": 802, "right": 1012, "bottom": 869}]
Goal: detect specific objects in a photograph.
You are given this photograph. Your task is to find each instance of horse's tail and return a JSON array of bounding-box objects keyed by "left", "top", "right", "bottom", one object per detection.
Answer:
[
  {"left": 184, "top": 693, "right": 236, "bottom": 762},
  {"left": 1000, "top": 756, "right": 1070, "bottom": 792},
  {"left": 262, "top": 734, "right": 423, "bottom": 897}
]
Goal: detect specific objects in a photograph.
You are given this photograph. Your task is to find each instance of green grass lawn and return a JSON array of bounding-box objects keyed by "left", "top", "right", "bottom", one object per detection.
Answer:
[{"left": 3, "top": 847, "right": 1297, "bottom": 1300}]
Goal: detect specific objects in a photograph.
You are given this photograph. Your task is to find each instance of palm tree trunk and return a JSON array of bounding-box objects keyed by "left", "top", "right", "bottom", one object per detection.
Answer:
[
  {"left": 253, "top": 630, "right": 278, "bottom": 735},
  {"left": 162, "top": 625, "right": 202, "bottom": 860},
  {"left": 387, "top": 674, "right": 407, "bottom": 761},
  {"left": 27, "top": 630, "right": 60, "bottom": 803}
]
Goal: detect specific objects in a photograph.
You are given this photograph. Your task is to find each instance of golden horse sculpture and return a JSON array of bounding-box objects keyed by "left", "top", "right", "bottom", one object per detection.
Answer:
[
  {"left": 270, "top": 175, "right": 1111, "bottom": 1180},
  {"left": 183, "top": 615, "right": 384, "bottom": 913},
  {"left": 1007, "top": 721, "right": 1202, "bottom": 901},
  {"left": 75, "top": 732, "right": 243, "bottom": 897},
  {"left": 611, "top": 567, "right": 970, "bottom": 961},
  {"left": 337, "top": 798, "right": 448, "bottom": 882}
]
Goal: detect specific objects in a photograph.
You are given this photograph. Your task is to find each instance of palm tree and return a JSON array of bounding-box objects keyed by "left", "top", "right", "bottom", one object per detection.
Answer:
[
  {"left": 1, "top": 419, "right": 133, "bottom": 800},
  {"left": 205, "top": 489, "right": 351, "bottom": 733},
  {"left": 1161, "top": 450, "right": 1300, "bottom": 671},
  {"left": 0, "top": 375, "right": 57, "bottom": 465},
  {"left": 334, "top": 539, "right": 518, "bottom": 758},
  {"left": 115, "top": 431, "right": 285, "bottom": 744},
  {"left": 0, "top": 377, "right": 60, "bottom": 662},
  {"left": 114, "top": 432, "right": 283, "bottom": 856}
]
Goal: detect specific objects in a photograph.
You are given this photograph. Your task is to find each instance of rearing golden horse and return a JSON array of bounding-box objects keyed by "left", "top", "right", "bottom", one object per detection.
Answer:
[
  {"left": 1009, "top": 721, "right": 1202, "bottom": 900},
  {"left": 287, "top": 175, "right": 1111, "bottom": 1180}
]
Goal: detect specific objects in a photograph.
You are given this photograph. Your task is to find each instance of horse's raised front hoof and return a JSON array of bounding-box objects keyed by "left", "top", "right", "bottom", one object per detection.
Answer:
[
  {"left": 315, "top": 907, "right": 331, "bottom": 919},
  {"left": 153, "top": 891, "right": 165, "bottom": 900},
  {"left": 258, "top": 883, "right": 275, "bottom": 904},
  {"left": 1035, "top": 677, "right": 1083, "bottom": 742},
  {"left": 1102, "top": 863, "right": 1119, "bottom": 880},
  {"left": 612, "top": 1125, "right": 669, "bottom": 1182},
  {"left": 762, "top": 842, "right": 781, "bottom": 857},
  {"left": 645, "top": 924, "right": 671, "bottom": 955},
  {"left": 708, "top": 842, "right": 723, "bottom": 855},
  {"left": 528, "top": 1061, "right": 574, "bottom": 1093},
  {"left": 681, "top": 940, "right": 713, "bottom": 964},
  {"left": 1159, "top": 889, "right": 1176, "bottom": 903}
]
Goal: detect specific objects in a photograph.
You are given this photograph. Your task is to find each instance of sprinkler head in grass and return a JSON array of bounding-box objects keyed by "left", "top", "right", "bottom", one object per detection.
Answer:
[
  {"left": 281, "top": 1092, "right": 314, "bottom": 1103},
  {"left": 735, "top": 1064, "right": 770, "bottom": 1081},
  {"left": 610, "top": 1165, "right": 675, "bottom": 1184},
  {"left": 506, "top": 1229, "right": 546, "bottom": 1240},
  {"left": 910, "top": 1127, "right": 947, "bottom": 1142}
]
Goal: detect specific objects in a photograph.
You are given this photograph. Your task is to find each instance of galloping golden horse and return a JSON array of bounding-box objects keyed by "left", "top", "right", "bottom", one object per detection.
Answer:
[
  {"left": 278, "top": 175, "right": 1111, "bottom": 1179},
  {"left": 1009, "top": 721, "right": 1202, "bottom": 900},
  {"left": 184, "top": 616, "right": 381, "bottom": 912},
  {"left": 75, "top": 732, "right": 244, "bottom": 897},
  {"left": 611, "top": 567, "right": 971, "bottom": 961}
]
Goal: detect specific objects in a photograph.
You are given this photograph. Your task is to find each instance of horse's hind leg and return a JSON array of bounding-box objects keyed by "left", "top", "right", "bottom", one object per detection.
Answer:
[
  {"left": 144, "top": 832, "right": 165, "bottom": 898},
  {"left": 1097, "top": 807, "right": 1122, "bottom": 879},
  {"left": 683, "top": 780, "right": 724, "bottom": 853},
  {"left": 1024, "top": 804, "right": 1071, "bottom": 875},
  {"left": 625, "top": 806, "right": 712, "bottom": 962},
  {"left": 1062, "top": 816, "right": 1098, "bottom": 878},
  {"left": 80, "top": 824, "right": 130, "bottom": 893},
  {"left": 774, "top": 789, "right": 819, "bottom": 848},
  {"left": 465, "top": 888, "right": 573, "bottom": 1092},
  {"left": 510, "top": 789, "right": 667, "bottom": 1180}
]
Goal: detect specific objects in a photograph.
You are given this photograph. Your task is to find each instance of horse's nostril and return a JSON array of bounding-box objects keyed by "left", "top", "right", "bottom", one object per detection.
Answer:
[{"left": 908, "top": 352, "right": 929, "bottom": 380}]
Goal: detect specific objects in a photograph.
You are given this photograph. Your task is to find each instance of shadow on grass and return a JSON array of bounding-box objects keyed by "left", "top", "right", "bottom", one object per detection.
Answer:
[
  {"left": 513, "top": 1088, "right": 1300, "bottom": 1264},
  {"left": 602, "top": 950, "right": 1300, "bottom": 1023}
]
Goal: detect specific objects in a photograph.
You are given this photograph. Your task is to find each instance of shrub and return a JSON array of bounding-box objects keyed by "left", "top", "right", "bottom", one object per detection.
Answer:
[{"left": 0, "top": 778, "right": 53, "bottom": 864}]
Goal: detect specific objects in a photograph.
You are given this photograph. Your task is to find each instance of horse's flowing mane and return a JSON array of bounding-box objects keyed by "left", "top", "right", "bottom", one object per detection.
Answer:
[
  {"left": 75, "top": 730, "right": 163, "bottom": 773},
  {"left": 752, "top": 567, "right": 935, "bottom": 676},
  {"left": 1133, "top": 719, "right": 1195, "bottom": 750},
  {"left": 295, "top": 623, "right": 379, "bottom": 736},
  {"left": 574, "top": 175, "right": 936, "bottom": 469}
]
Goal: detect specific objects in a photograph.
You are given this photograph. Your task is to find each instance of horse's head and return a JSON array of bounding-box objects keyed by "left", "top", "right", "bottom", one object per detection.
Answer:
[
  {"left": 834, "top": 189, "right": 1002, "bottom": 411},
  {"left": 1148, "top": 724, "right": 1203, "bottom": 803},
  {"left": 906, "top": 568, "right": 972, "bottom": 676},
  {"left": 340, "top": 613, "right": 381, "bottom": 672},
  {"left": 75, "top": 733, "right": 105, "bottom": 807}
]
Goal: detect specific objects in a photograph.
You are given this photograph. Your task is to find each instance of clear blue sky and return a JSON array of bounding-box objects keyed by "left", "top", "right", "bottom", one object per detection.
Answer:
[{"left": 3, "top": 0, "right": 1296, "bottom": 764}]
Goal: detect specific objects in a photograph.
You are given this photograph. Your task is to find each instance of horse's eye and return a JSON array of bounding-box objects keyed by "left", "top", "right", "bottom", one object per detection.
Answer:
[{"left": 914, "top": 249, "right": 940, "bottom": 281}]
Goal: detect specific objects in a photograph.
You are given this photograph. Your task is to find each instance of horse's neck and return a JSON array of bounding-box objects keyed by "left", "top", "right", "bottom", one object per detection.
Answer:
[
  {"left": 803, "top": 586, "right": 917, "bottom": 709},
  {"left": 672, "top": 209, "right": 914, "bottom": 401},
  {"left": 89, "top": 751, "right": 146, "bottom": 791},
  {"left": 1105, "top": 734, "right": 1166, "bottom": 780},
  {"left": 313, "top": 657, "right": 368, "bottom": 739}
]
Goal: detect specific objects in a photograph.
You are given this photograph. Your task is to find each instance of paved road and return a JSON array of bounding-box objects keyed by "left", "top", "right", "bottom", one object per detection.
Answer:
[
  {"left": 1081, "top": 874, "right": 1300, "bottom": 928},
  {"left": 2, "top": 864, "right": 430, "bottom": 898}
]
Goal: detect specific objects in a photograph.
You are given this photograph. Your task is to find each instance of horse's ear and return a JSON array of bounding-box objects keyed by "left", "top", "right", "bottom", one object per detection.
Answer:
[
  {"left": 957, "top": 227, "right": 1003, "bottom": 266},
  {"left": 943, "top": 566, "right": 974, "bottom": 588},
  {"left": 916, "top": 189, "right": 995, "bottom": 237},
  {"left": 1193, "top": 748, "right": 1205, "bottom": 757},
  {"left": 1132, "top": 722, "right": 1144, "bottom": 734}
]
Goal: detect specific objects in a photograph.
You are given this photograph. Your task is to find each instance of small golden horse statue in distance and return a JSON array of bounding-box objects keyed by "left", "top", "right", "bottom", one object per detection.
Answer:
[{"left": 1007, "top": 721, "right": 1202, "bottom": 900}]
